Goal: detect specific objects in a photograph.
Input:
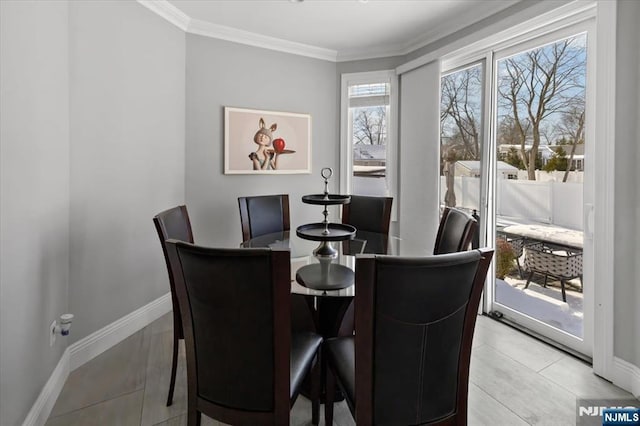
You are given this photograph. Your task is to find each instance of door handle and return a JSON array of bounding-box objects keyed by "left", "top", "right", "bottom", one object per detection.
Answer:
[{"left": 584, "top": 203, "right": 594, "bottom": 240}]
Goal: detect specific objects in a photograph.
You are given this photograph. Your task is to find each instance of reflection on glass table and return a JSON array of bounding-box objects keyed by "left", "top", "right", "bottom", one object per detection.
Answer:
[{"left": 241, "top": 229, "right": 428, "bottom": 297}]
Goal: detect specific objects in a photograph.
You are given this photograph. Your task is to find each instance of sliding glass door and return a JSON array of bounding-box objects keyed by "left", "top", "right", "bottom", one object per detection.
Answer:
[
  {"left": 440, "top": 20, "right": 594, "bottom": 357},
  {"left": 491, "top": 28, "right": 592, "bottom": 356}
]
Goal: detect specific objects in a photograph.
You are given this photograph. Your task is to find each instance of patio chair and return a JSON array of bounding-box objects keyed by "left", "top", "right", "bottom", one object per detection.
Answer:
[
  {"left": 497, "top": 233, "right": 526, "bottom": 279},
  {"left": 523, "top": 242, "right": 583, "bottom": 303}
]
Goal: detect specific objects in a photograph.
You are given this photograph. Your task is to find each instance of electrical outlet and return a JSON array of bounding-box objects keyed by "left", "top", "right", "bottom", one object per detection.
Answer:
[{"left": 49, "top": 320, "right": 57, "bottom": 347}]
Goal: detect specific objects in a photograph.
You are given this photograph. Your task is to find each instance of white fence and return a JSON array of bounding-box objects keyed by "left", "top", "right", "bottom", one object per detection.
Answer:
[{"left": 440, "top": 176, "right": 583, "bottom": 230}]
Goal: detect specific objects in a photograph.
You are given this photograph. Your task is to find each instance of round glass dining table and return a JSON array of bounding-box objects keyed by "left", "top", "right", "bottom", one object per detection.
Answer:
[
  {"left": 241, "top": 229, "right": 429, "bottom": 297},
  {"left": 242, "top": 228, "right": 429, "bottom": 401}
]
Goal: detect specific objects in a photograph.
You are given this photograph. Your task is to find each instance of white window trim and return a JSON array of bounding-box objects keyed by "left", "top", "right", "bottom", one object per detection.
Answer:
[{"left": 340, "top": 70, "right": 399, "bottom": 220}]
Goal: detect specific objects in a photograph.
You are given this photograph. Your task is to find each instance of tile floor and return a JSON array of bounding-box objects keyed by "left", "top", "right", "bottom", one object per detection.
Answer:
[{"left": 46, "top": 313, "right": 635, "bottom": 425}]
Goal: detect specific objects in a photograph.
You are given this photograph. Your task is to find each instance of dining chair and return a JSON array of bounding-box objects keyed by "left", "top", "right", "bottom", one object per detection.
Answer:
[
  {"left": 342, "top": 195, "right": 393, "bottom": 235},
  {"left": 153, "top": 205, "right": 193, "bottom": 406},
  {"left": 324, "top": 248, "right": 493, "bottom": 425},
  {"left": 238, "top": 193, "right": 319, "bottom": 404},
  {"left": 165, "top": 241, "right": 323, "bottom": 426},
  {"left": 342, "top": 195, "right": 393, "bottom": 257},
  {"left": 433, "top": 207, "right": 478, "bottom": 254},
  {"left": 238, "top": 194, "right": 290, "bottom": 243}
]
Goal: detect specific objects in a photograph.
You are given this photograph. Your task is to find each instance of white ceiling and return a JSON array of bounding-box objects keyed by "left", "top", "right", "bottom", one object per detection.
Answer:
[{"left": 163, "top": 0, "right": 520, "bottom": 61}]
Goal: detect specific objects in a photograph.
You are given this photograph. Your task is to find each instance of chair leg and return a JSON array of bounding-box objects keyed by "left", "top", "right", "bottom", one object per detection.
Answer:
[
  {"left": 166, "top": 330, "right": 179, "bottom": 406},
  {"left": 187, "top": 409, "right": 201, "bottom": 426},
  {"left": 311, "top": 358, "right": 321, "bottom": 425},
  {"left": 543, "top": 274, "right": 548, "bottom": 288},
  {"left": 516, "top": 258, "right": 524, "bottom": 279},
  {"left": 324, "top": 364, "right": 336, "bottom": 426},
  {"left": 579, "top": 276, "right": 583, "bottom": 292},
  {"left": 524, "top": 271, "right": 534, "bottom": 290},
  {"left": 560, "top": 280, "right": 567, "bottom": 303}
]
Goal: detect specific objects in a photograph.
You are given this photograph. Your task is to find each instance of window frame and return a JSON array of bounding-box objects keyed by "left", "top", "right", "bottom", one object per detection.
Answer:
[
  {"left": 439, "top": 6, "right": 600, "bottom": 362},
  {"left": 340, "top": 70, "right": 398, "bottom": 220}
]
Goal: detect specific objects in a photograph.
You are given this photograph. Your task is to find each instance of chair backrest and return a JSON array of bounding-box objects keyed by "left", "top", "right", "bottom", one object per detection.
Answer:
[
  {"left": 433, "top": 207, "right": 478, "bottom": 254},
  {"left": 354, "top": 248, "right": 493, "bottom": 425},
  {"left": 238, "top": 194, "right": 290, "bottom": 242},
  {"left": 165, "top": 241, "right": 293, "bottom": 424},
  {"left": 472, "top": 209, "right": 480, "bottom": 249},
  {"left": 153, "top": 205, "right": 194, "bottom": 339},
  {"left": 342, "top": 195, "right": 393, "bottom": 235}
]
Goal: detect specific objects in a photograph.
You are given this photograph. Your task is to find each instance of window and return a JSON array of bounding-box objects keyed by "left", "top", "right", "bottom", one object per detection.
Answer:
[
  {"left": 439, "top": 62, "right": 484, "bottom": 211},
  {"left": 340, "top": 71, "right": 397, "bottom": 215}
]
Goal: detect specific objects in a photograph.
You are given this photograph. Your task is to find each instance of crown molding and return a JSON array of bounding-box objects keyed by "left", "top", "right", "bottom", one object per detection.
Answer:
[
  {"left": 137, "top": 0, "right": 190, "bottom": 31},
  {"left": 187, "top": 18, "right": 337, "bottom": 62},
  {"left": 135, "top": 0, "right": 523, "bottom": 64},
  {"left": 336, "top": 44, "right": 406, "bottom": 62},
  {"left": 136, "top": 0, "right": 336, "bottom": 61}
]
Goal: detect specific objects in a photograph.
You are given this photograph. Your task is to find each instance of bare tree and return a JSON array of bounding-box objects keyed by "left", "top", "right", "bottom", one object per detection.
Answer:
[
  {"left": 440, "top": 66, "right": 482, "bottom": 160},
  {"left": 353, "top": 106, "right": 386, "bottom": 145},
  {"left": 497, "top": 36, "right": 586, "bottom": 180},
  {"left": 497, "top": 116, "right": 531, "bottom": 166}
]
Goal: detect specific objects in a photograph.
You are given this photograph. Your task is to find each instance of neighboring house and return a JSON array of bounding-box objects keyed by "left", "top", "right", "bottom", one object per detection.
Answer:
[
  {"left": 498, "top": 143, "right": 585, "bottom": 171},
  {"left": 551, "top": 144, "right": 585, "bottom": 171},
  {"left": 455, "top": 160, "right": 519, "bottom": 179},
  {"left": 353, "top": 144, "right": 386, "bottom": 166}
]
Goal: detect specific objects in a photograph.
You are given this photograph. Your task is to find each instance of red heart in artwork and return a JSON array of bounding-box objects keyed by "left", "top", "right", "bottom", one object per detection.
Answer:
[{"left": 273, "top": 138, "right": 286, "bottom": 153}]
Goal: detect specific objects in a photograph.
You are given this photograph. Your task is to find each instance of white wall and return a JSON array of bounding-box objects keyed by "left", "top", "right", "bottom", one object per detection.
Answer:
[
  {"left": 613, "top": 0, "right": 640, "bottom": 368},
  {"left": 0, "top": 2, "right": 70, "bottom": 425},
  {"left": 68, "top": 1, "right": 185, "bottom": 342},
  {"left": 185, "top": 35, "right": 338, "bottom": 247}
]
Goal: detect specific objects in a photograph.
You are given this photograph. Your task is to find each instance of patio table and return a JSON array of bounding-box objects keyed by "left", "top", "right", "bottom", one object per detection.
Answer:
[
  {"left": 501, "top": 224, "right": 583, "bottom": 303},
  {"left": 501, "top": 224, "right": 583, "bottom": 250}
]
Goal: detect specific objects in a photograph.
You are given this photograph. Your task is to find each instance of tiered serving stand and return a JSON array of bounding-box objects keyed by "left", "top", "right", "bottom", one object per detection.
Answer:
[{"left": 295, "top": 168, "right": 356, "bottom": 291}]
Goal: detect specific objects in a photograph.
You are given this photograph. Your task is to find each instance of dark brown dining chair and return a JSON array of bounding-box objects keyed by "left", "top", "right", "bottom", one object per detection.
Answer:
[
  {"left": 238, "top": 193, "right": 319, "bottom": 406},
  {"left": 342, "top": 195, "right": 393, "bottom": 256},
  {"left": 342, "top": 195, "right": 393, "bottom": 235},
  {"left": 324, "top": 248, "right": 493, "bottom": 426},
  {"left": 153, "top": 205, "right": 193, "bottom": 406},
  {"left": 165, "top": 242, "right": 322, "bottom": 426},
  {"left": 238, "top": 194, "right": 290, "bottom": 243},
  {"left": 433, "top": 207, "right": 478, "bottom": 255}
]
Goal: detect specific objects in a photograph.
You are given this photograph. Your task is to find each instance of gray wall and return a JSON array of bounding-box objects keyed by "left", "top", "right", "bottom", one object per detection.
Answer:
[
  {"left": 614, "top": 0, "right": 640, "bottom": 367},
  {"left": 0, "top": 2, "right": 70, "bottom": 425},
  {"left": 399, "top": 62, "right": 441, "bottom": 250},
  {"left": 2, "top": 2, "right": 639, "bottom": 422},
  {"left": 185, "top": 35, "right": 338, "bottom": 247},
  {"left": 68, "top": 1, "right": 185, "bottom": 342}
]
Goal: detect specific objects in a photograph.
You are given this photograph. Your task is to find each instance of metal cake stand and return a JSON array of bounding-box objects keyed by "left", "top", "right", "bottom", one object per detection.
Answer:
[{"left": 295, "top": 168, "right": 356, "bottom": 290}]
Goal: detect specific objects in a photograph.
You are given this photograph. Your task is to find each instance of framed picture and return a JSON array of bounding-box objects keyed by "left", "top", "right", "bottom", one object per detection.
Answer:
[{"left": 224, "top": 107, "right": 312, "bottom": 174}]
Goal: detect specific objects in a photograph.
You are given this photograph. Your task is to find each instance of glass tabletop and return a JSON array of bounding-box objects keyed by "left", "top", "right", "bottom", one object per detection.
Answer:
[{"left": 242, "top": 229, "right": 429, "bottom": 297}]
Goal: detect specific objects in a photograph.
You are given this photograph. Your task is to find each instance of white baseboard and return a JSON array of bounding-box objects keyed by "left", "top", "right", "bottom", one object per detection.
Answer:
[
  {"left": 22, "top": 292, "right": 172, "bottom": 426},
  {"left": 69, "top": 292, "right": 172, "bottom": 370},
  {"left": 613, "top": 357, "right": 640, "bottom": 399},
  {"left": 22, "top": 350, "right": 70, "bottom": 426}
]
